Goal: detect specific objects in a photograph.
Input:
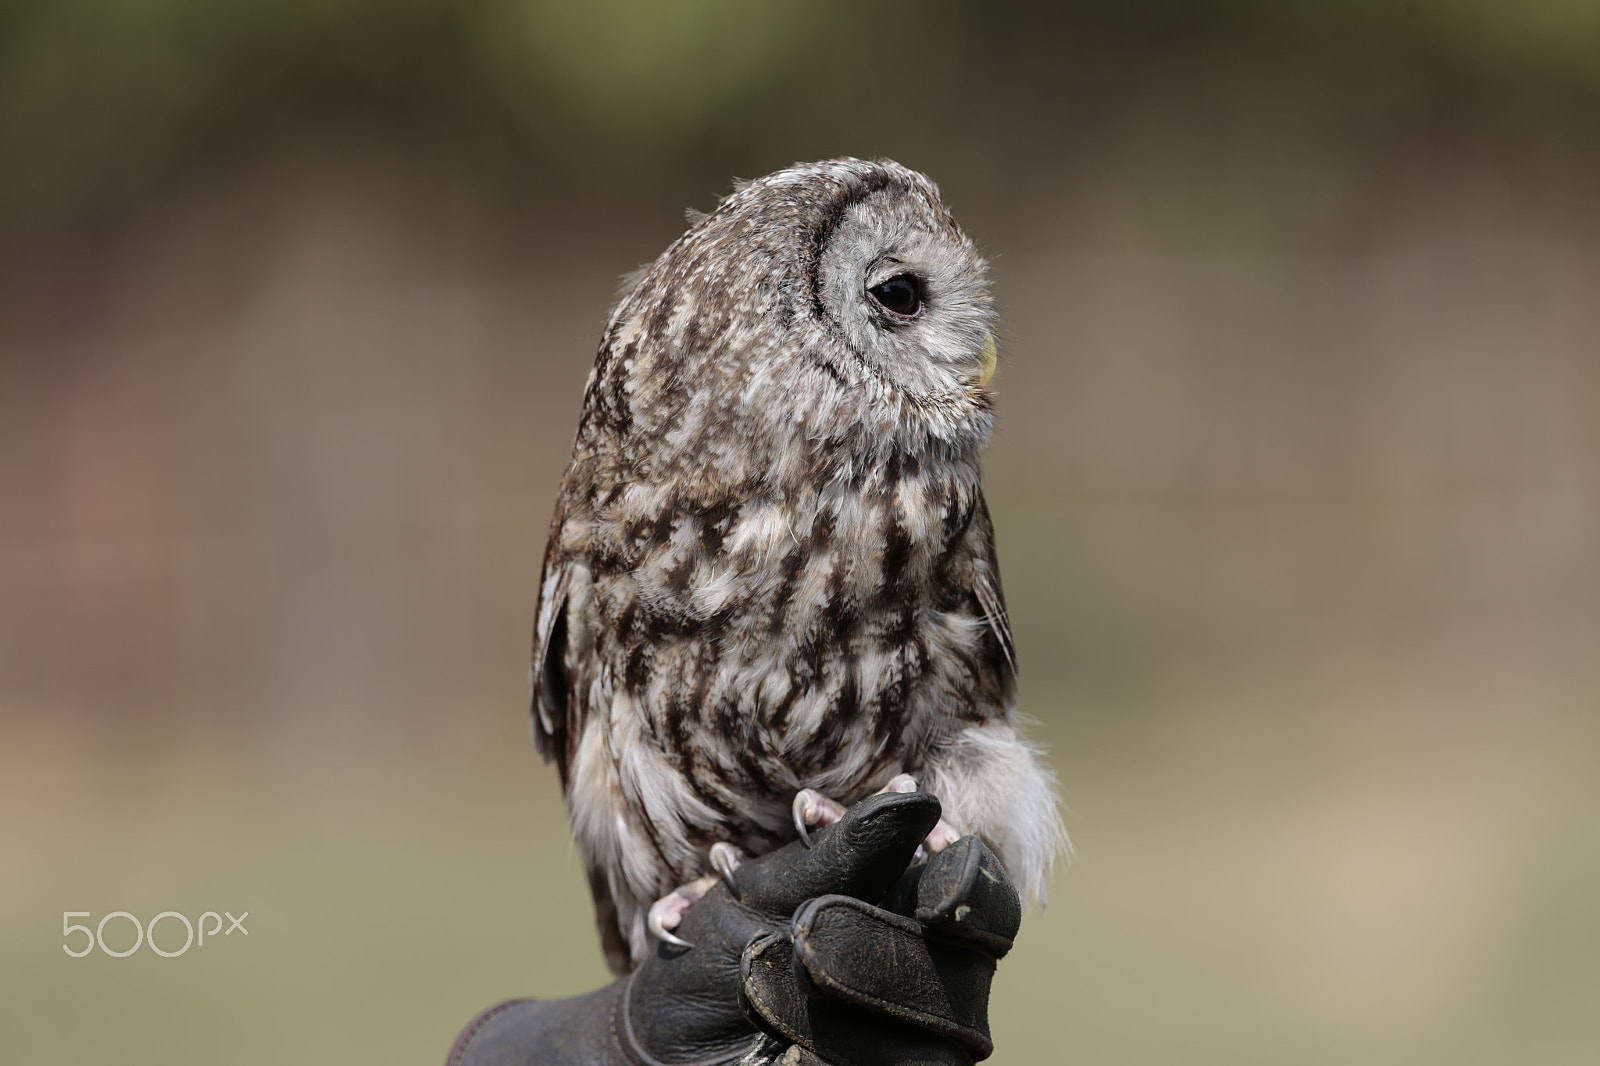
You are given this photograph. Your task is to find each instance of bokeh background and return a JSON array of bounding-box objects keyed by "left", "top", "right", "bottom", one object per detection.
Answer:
[{"left": 3, "top": 2, "right": 1599, "bottom": 1063}]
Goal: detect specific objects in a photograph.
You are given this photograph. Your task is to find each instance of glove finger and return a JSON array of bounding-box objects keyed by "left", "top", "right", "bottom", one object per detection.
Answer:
[
  {"left": 741, "top": 932, "right": 975, "bottom": 1066},
  {"left": 735, "top": 791, "right": 941, "bottom": 916},
  {"left": 909, "top": 835, "right": 1021, "bottom": 959},
  {"left": 789, "top": 895, "right": 995, "bottom": 1060}
]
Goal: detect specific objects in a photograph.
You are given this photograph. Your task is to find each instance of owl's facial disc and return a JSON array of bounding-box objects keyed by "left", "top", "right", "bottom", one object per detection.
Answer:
[{"left": 816, "top": 188, "right": 996, "bottom": 401}]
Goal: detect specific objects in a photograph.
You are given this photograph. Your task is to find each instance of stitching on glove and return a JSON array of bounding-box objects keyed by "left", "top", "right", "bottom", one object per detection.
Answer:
[
  {"left": 791, "top": 896, "right": 994, "bottom": 1057},
  {"left": 446, "top": 998, "right": 536, "bottom": 1066}
]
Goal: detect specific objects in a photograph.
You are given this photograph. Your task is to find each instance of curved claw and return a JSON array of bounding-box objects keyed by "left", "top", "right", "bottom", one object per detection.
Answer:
[
  {"left": 877, "top": 774, "right": 959, "bottom": 858},
  {"left": 646, "top": 875, "right": 717, "bottom": 950},
  {"left": 709, "top": 842, "right": 743, "bottom": 898},
  {"left": 792, "top": 791, "right": 815, "bottom": 848},
  {"left": 791, "top": 788, "right": 847, "bottom": 848},
  {"left": 648, "top": 912, "right": 691, "bottom": 950}
]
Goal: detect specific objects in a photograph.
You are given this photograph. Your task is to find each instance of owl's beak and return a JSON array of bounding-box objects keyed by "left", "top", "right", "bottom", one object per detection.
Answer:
[{"left": 977, "top": 334, "right": 998, "bottom": 388}]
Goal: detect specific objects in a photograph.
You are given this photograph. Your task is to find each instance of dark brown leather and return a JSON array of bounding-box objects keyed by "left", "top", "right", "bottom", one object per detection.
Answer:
[
  {"left": 449, "top": 793, "right": 1020, "bottom": 1066},
  {"left": 739, "top": 834, "right": 1020, "bottom": 1065}
]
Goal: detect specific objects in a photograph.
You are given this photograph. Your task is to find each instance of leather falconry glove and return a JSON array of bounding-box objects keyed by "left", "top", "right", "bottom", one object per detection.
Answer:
[{"left": 446, "top": 790, "right": 1023, "bottom": 1066}]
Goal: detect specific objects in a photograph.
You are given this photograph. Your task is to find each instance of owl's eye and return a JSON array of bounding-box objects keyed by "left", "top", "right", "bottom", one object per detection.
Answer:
[{"left": 867, "top": 274, "right": 923, "bottom": 318}]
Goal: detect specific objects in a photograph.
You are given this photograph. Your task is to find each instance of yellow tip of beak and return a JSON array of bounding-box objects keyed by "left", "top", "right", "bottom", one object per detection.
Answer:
[{"left": 978, "top": 334, "right": 998, "bottom": 388}]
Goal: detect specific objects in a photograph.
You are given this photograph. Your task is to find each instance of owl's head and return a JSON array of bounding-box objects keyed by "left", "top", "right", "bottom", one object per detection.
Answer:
[
  {"left": 796, "top": 159, "right": 997, "bottom": 401},
  {"left": 611, "top": 159, "right": 999, "bottom": 439}
]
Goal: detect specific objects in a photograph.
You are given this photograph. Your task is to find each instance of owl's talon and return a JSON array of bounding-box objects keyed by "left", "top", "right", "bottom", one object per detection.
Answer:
[
  {"left": 651, "top": 922, "right": 691, "bottom": 950},
  {"left": 875, "top": 775, "right": 960, "bottom": 856},
  {"left": 709, "top": 842, "right": 744, "bottom": 898},
  {"left": 791, "top": 788, "right": 847, "bottom": 847},
  {"left": 646, "top": 873, "right": 719, "bottom": 949},
  {"left": 906, "top": 824, "right": 959, "bottom": 867},
  {"left": 881, "top": 773, "right": 919, "bottom": 795},
  {"left": 924, "top": 818, "right": 963, "bottom": 854},
  {"left": 647, "top": 896, "right": 693, "bottom": 948},
  {"left": 791, "top": 791, "right": 814, "bottom": 847}
]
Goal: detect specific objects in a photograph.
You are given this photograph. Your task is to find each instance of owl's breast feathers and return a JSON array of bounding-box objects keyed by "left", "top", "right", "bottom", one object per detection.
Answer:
[{"left": 538, "top": 430, "right": 1016, "bottom": 779}]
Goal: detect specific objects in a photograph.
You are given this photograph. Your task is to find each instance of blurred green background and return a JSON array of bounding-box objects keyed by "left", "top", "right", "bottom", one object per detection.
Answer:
[{"left": 3, "top": 1, "right": 1599, "bottom": 1062}]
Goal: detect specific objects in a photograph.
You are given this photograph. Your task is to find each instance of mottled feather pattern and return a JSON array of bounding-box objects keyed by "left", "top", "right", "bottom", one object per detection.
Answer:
[{"left": 533, "top": 159, "right": 1065, "bottom": 972}]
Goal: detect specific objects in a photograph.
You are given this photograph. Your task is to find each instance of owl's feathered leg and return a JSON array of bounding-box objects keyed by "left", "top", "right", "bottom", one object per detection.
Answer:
[
  {"left": 793, "top": 775, "right": 961, "bottom": 852},
  {"left": 645, "top": 842, "right": 744, "bottom": 948}
]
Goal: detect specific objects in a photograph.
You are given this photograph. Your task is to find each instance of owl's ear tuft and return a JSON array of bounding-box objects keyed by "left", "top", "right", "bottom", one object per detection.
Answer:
[{"left": 684, "top": 207, "right": 709, "bottom": 226}]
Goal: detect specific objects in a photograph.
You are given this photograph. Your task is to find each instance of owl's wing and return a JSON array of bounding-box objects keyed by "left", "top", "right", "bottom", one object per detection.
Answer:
[
  {"left": 532, "top": 525, "right": 638, "bottom": 973},
  {"left": 971, "top": 491, "right": 1017, "bottom": 678},
  {"left": 534, "top": 528, "right": 642, "bottom": 974},
  {"left": 531, "top": 528, "right": 577, "bottom": 787},
  {"left": 973, "top": 568, "right": 1015, "bottom": 675}
]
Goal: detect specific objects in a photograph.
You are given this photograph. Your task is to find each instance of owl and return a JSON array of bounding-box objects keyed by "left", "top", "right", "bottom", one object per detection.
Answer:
[{"left": 532, "top": 158, "right": 1065, "bottom": 974}]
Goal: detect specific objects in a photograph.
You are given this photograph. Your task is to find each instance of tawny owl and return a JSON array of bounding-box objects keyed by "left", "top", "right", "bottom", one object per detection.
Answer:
[{"left": 532, "top": 158, "right": 1065, "bottom": 974}]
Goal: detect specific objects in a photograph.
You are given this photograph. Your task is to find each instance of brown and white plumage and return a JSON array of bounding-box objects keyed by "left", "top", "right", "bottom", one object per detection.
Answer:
[{"left": 532, "top": 159, "right": 1065, "bottom": 974}]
